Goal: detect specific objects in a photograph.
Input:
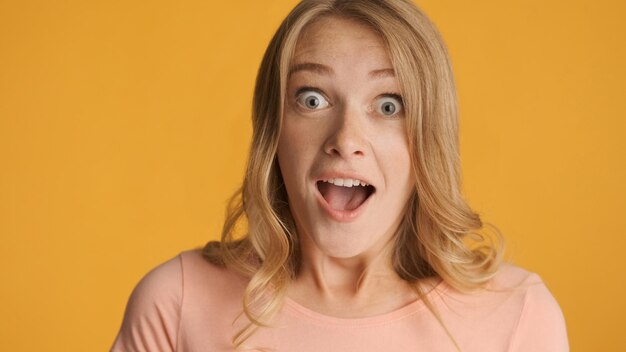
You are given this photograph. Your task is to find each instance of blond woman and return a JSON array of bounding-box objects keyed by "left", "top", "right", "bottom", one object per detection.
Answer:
[{"left": 111, "top": 1, "right": 569, "bottom": 351}]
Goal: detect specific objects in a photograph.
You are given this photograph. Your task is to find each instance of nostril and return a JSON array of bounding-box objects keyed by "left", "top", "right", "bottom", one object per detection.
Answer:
[
  {"left": 323, "top": 124, "right": 367, "bottom": 158},
  {"left": 327, "top": 147, "right": 339, "bottom": 156},
  {"left": 324, "top": 146, "right": 365, "bottom": 158}
]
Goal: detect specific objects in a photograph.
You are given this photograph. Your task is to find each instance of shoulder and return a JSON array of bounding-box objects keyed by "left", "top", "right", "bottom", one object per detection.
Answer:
[
  {"left": 487, "top": 262, "right": 567, "bottom": 319},
  {"left": 491, "top": 263, "right": 570, "bottom": 351},
  {"left": 132, "top": 253, "right": 185, "bottom": 305},
  {"left": 438, "top": 263, "right": 569, "bottom": 351},
  {"left": 487, "top": 262, "right": 543, "bottom": 290},
  {"left": 177, "top": 248, "right": 249, "bottom": 298},
  {"left": 111, "top": 249, "right": 245, "bottom": 352},
  {"left": 488, "top": 263, "right": 565, "bottom": 318},
  {"left": 110, "top": 253, "right": 184, "bottom": 351}
]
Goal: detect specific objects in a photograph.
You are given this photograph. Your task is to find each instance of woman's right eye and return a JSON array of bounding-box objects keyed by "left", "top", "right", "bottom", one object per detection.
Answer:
[{"left": 295, "top": 90, "right": 330, "bottom": 110}]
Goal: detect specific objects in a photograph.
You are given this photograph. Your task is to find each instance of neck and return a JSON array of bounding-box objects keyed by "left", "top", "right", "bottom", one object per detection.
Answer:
[
  {"left": 302, "top": 247, "right": 396, "bottom": 296},
  {"left": 288, "top": 229, "right": 417, "bottom": 313}
]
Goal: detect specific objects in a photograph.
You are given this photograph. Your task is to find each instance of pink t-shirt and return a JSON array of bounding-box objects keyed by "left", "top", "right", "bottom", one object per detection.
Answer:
[{"left": 111, "top": 249, "right": 568, "bottom": 351}]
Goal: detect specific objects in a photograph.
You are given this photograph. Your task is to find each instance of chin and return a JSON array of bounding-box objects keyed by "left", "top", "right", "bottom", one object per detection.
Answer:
[{"left": 308, "top": 227, "right": 382, "bottom": 259}]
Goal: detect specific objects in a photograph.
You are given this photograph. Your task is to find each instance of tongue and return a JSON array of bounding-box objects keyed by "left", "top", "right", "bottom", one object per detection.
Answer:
[{"left": 318, "top": 183, "right": 369, "bottom": 211}]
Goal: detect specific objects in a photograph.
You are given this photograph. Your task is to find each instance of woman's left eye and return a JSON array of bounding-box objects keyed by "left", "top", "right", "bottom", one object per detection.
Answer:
[{"left": 375, "top": 95, "right": 403, "bottom": 117}]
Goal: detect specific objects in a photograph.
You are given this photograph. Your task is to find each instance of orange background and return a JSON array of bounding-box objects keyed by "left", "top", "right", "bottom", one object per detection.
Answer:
[{"left": 1, "top": 1, "right": 624, "bottom": 350}]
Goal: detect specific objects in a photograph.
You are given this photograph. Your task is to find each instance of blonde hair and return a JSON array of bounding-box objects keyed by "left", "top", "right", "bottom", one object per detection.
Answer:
[{"left": 203, "top": 0, "right": 504, "bottom": 349}]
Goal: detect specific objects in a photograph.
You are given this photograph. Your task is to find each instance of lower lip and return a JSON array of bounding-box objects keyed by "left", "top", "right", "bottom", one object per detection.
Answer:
[{"left": 314, "top": 183, "right": 374, "bottom": 223}]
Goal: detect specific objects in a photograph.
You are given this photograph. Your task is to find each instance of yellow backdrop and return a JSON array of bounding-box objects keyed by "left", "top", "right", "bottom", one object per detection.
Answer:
[{"left": 1, "top": 0, "right": 624, "bottom": 351}]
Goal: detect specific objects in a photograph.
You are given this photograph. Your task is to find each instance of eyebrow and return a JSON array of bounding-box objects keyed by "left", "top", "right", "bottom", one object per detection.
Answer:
[
  {"left": 288, "top": 63, "right": 333, "bottom": 77},
  {"left": 368, "top": 68, "right": 395, "bottom": 79},
  {"left": 288, "top": 62, "right": 395, "bottom": 78}
]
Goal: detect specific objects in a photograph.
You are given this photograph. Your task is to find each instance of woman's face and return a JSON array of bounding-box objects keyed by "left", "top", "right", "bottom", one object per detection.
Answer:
[{"left": 277, "top": 16, "right": 414, "bottom": 259}]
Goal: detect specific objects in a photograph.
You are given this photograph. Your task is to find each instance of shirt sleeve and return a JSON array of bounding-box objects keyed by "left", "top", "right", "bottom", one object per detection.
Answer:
[
  {"left": 509, "top": 276, "right": 569, "bottom": 351},
  {"left": 110, "top": 254, "right": 183, "bottom": 352}
]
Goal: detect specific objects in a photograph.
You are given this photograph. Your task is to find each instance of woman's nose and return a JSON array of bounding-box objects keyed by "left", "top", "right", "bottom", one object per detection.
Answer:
[{"left": 323, "top": 105, "right": 367, "bottom": 159}]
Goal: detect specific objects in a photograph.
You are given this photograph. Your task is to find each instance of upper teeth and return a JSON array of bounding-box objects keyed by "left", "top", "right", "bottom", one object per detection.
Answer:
[{"left": 322, "top": 178, "right": 369, "bottom": 188}]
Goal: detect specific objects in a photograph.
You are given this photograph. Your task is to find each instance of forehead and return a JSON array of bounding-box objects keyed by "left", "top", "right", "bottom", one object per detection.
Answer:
[{"left": 291, "top": 16, "right": 392, "bottom": 69}]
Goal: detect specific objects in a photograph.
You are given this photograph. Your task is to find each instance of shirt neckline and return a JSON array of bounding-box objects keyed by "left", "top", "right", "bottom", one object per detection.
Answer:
[{"left": 281, "top": 278, "right": 449, "bottom": 327}]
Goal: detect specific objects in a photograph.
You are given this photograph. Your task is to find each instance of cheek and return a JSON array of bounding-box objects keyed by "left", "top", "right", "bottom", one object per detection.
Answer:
[
  {"left": 277, "top": 120, "right": 314, "bottom": 184},
  {"left": 278, "top": 115, "right": 324, "bottom": 168},
  {"left": 277, "top": 132, "right": 296, "bottom": 182},
  {"left": 377, "top": 133, "right": 414, "bottom": 187}
]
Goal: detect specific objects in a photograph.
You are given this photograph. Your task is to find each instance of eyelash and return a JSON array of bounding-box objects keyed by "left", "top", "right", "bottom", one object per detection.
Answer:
[
  {"left": 380, "top": 92, "right": 404, "bottom": 106},
  {"left": 295, "top": 86, "right": 326, "bottom": 100},
  {"left": 293, "top": 87, "right": 404, "bottom": 108}
]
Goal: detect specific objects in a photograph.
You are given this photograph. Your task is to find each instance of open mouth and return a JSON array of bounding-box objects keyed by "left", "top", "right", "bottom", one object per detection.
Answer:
[{"left": 316, "top": 179, "right": 376, "bottom": 211}]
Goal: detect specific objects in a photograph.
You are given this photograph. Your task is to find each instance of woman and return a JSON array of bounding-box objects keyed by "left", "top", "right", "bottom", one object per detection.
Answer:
[{"left": 111, "top": 0, "right": 569, "bottom": 351}]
